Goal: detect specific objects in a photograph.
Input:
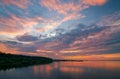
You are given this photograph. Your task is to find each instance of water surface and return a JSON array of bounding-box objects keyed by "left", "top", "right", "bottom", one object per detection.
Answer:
[{"left": 0, "top": 61, "right": 120, "bottom": 79}]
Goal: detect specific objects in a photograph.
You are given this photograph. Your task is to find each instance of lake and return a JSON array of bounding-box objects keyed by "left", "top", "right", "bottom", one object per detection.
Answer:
[{"left": 0, "top": 61, "right": 120, "bottom": 79}]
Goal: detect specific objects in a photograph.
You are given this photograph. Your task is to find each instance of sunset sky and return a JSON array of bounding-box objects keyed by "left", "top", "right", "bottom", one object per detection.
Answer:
[{"left": 0, "top": 0, "right": 120, "bottom": 60}]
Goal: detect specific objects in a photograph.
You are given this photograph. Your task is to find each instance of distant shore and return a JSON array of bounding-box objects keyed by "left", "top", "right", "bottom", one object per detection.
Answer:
[{"left": 53, "top": 59, "right": 84, "bottom": 62}]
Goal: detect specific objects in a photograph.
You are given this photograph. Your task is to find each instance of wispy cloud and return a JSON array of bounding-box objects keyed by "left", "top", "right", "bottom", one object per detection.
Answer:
[
  {"left": 40, "top": 0, "right": 108, "bottom": 21},
  {"left": 2, "top": 0, "right": 31, "bottom": 9},
  {"left": 0, "top": 14, "right": 45, "bottom": 35}
]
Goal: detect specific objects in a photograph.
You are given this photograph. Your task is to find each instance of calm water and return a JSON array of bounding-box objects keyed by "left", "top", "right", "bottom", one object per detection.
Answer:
[{"left": 0, "top": 61, "right": 120, "bottom": 79}]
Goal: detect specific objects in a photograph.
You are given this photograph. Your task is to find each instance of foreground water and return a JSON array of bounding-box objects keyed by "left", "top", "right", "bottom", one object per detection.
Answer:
[{"left": 0, "top": 61, "right": 120, "bottom": 79}]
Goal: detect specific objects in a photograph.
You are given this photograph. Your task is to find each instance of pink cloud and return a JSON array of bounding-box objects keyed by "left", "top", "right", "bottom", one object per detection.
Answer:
[
  {"left": 40, "top": 0, "right": 108, "bottom": 24},
  {"left": 40, "top": 0, "right": 85, "bottom": 15},
  {"left": 2, "top": 0, "right": 31, "bottom": 9},
  {"left": 0, "top": 14, "right": 45, "bottom": 35},
  {"left": 40, "top": 0, "right": 88, "bottom": 15},
  {"left": 97, "top": 11, "right": 120, "bottom": 26}
]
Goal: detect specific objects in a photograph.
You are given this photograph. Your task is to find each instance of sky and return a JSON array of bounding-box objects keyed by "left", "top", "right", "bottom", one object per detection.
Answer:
[{"left": 0, "top": 0, "right": 120, "bottom": 60}]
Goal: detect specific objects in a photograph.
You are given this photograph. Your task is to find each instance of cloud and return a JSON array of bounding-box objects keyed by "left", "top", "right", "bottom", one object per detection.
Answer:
[
  {"left": 35, "top": 21, "right": 62, "bottom": 32},
  {"left": 97, "top": 11, "right": 120, "bottom": 26},
  {"left": 40, "top": 0, "right": 108, "bottom": 22},
  {"left": 0, "top": 14, "right": 45, "bottom": 35},
  {"left": 58, "top": 12, "right": 120, "bottom": 58},
  {"left": 0, "top": 42, "right": 22, "bottom": 54},
  {"left": 34, "top": 11, "right": 120, "bottom": 59},
  {"left": 38, "top": 0, "right": 108, "bottom": 34},
  {"left": 16, "top": 33, "right": 38, "bottom": 42},
  {"left": 40, "top": 0, "right": 87, "bottom": 21},
  {"left": 1, "top": 18, "right": 120, "bottom": 59},
  {"left": 2, "top": 0, "right": 31, "bottom": 9},
  {"left": 83, "top": 0, "right": 108, "bottom": 6},
  {"left": 40, "top": 0, "right": 83, "bottom": 15},
  {"left": 1, "top": 0, "right": 120, "bottom": 60},
  {"left": 61, "top": 53, "right": 120, "bottom": 60}
]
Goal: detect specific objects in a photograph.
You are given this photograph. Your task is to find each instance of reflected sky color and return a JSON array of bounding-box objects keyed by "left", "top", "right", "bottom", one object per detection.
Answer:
[
  {"left": 0, "top": 61, "right": 120, "bottom": 79},
  {"left": 0, "top": 0, "right": 120, "bottom": 60}
]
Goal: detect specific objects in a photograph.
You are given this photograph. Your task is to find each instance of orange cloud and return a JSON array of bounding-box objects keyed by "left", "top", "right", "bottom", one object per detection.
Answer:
[
  {"left": 61, "top": 53, "right": 120, "bottom": 60},
  {"left": 0, "top": 43, "right": 22, "bottom": 54},
  {"left": 0, "top": 43, "right": 45, "bottom": 57},
  {"left": 84, "top": 0, "right": 108, "bottom": 6},
  {"left": 2, "top": 0, "right": 31, "bottom": 9}
]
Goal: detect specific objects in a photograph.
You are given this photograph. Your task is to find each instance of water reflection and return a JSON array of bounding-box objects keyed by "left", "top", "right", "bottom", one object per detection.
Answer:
[{"left": 0, "top": 61, "right": 120, "bottom": 79}]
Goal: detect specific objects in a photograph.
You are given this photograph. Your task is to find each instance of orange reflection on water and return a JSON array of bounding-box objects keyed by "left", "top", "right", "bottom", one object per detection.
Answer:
[
  {"left": 33, "top": 61, "right": 120, "bottom": 75},
  {"left": 60, "top": 61, "right": 120, "bottom": 70},
  {"left": 33, "top": 64, "right": 54, "bottom": 75},
  {"left": 54, "top": 62, "right": 59, "bottom": 69},
  {"left": 45, "top": 65, "right": 53, "bottom": 74},
  {"left": 33, "top": 66, "right": 40, "bottom": 75},
  {"left": 60, "top": 67, "right": 83, "bottom": 73}
]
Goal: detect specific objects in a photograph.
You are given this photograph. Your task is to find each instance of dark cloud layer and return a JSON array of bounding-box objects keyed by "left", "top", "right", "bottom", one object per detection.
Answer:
[{"left": 16, "top": 34, "right": 38, "bottom": 42}]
